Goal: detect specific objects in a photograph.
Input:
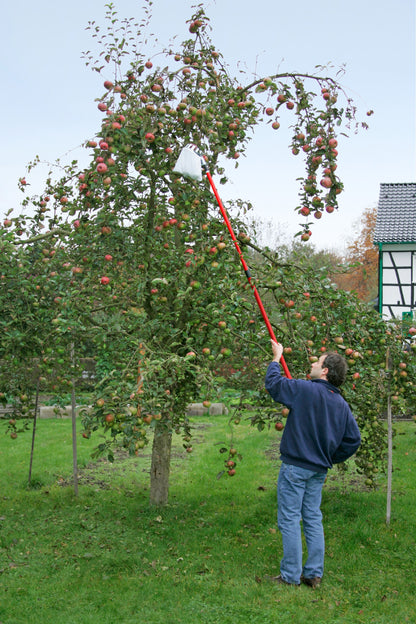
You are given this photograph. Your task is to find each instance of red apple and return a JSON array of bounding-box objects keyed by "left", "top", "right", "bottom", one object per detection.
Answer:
[
  {"left": 320, "top": 177, "right": 332, "bottom": 188},
  {"left": 189, "top": 18, "right": 203, "bottom": 33}
]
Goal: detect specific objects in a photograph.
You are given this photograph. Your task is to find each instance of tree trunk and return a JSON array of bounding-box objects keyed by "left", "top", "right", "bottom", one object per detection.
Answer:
[
  {"left": 386, "top": 348, "right": 392, "bottom": 525},
  {"left": 71, "top": 381, "right": 79, "bottom": 497},
  {"left": 71, "top": 343, "right": 78, "bottom": 497},
  {"left": 150, "top": 420, "right": 172, "bottom": 505},
  {"left": 28, "top": 378, "right": 40, "bottom": 487},
  {"left": 386, "top": 349, "right": 393, "bottom": 526},
  {"left": 386, "top": 392, "right": 392, "bottom": 525}
]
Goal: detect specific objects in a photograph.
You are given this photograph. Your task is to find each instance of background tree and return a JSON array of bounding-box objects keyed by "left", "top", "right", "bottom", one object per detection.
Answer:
[{"left": 331, "top": 205, "right": 378, "bottom": 302}]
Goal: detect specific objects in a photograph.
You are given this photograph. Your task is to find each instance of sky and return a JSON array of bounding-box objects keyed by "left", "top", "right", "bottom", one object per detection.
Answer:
[{"left": 1, "top": 0, "right": 415, "bottom": 252}]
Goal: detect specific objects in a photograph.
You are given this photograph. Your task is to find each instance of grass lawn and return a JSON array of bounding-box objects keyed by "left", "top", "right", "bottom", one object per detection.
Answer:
[{"left": 0, "top": 415, "right": 415, "bottom": 623}]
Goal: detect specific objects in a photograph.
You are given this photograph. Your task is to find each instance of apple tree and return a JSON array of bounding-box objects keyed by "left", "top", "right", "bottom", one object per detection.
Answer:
[{"left": 1, "top": 2, "right": 395, "bottom": 504}]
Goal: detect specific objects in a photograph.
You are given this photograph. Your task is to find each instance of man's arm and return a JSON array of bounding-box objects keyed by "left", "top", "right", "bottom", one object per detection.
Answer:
[
  {"left": 265, "top": 341, "right": 299, "bottom": 405},
  {"left": 271, "top": 340, "right": 284, "bottom": 363}
]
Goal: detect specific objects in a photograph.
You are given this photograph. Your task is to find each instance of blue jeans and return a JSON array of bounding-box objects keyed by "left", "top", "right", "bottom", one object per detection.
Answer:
[{"left": 277, "top": 462, "right": 327, "bottom": 584}]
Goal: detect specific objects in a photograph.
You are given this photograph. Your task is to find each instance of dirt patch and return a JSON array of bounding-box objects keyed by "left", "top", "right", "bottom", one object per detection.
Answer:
[
  {"left": 57, "top": 422, "right": 214, "bottom": 490},
  {"left": 264, "top": 441, "right": 280, "bottom": 463},
  {"left": 57, "top": 448, "right": 142, "bottom": 490}
]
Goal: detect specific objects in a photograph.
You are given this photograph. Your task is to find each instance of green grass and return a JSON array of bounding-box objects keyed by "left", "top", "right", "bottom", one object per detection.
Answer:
[{"left": 1, "top": 416, "right": 415, "bottom": 623}]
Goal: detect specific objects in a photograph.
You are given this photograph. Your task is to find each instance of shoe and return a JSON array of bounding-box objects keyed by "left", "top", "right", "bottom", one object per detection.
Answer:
[
  {"left": 301, "top": 575, "right": 322, "bottom": 588},
  {"left": 264, "top": 574, "right": 299, "bottom": 586}
]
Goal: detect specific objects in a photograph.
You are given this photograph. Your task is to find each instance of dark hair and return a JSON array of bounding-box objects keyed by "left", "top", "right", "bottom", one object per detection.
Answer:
[{"left": 322, "top": 352, "right": 348, "bottom": 387}]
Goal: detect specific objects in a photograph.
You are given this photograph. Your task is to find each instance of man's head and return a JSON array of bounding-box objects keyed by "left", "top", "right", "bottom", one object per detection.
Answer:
[{"left": 310, "top": 352, "right": 348, "bottom": 387}]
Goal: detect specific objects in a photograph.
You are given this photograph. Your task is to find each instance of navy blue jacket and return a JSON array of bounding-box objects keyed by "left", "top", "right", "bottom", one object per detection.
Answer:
[{"left": 265, "top": 361, "right": 361, "bottom": 473}]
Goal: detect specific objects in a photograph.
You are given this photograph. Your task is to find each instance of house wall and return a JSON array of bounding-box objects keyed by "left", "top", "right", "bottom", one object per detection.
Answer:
[{"left": 378, "top": 243, "right": 416, "bottom": 319}]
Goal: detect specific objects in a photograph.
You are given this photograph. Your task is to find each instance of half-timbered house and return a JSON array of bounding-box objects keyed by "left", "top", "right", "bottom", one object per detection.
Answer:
[{"left": 373, "top": 183, "right": 416, "bottom": 320}]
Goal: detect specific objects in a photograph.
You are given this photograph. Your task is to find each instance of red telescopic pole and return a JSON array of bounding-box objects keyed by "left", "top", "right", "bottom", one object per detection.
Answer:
[{"left": 205, "top": 170, "right": 292, "bottom": 379}]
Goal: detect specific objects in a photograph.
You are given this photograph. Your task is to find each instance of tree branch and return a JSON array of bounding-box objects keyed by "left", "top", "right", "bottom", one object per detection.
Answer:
[{"left": 13, "top": 227, "right": 68, "bottom": 246}]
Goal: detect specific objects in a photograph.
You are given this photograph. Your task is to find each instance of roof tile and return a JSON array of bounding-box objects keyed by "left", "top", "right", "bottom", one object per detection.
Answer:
[{"left": 373, "top": 183, "right": 416, "bottom": 243}]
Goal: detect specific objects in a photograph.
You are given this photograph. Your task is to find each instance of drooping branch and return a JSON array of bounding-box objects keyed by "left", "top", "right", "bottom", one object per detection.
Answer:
[{"left": 240, "top": 72, "right": 340, "bottom": 97}]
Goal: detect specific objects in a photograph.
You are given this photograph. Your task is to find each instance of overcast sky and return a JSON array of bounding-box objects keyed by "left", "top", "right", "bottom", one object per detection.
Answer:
[{"left": 1, "top": 0, "right": 415, "bottom": 252}]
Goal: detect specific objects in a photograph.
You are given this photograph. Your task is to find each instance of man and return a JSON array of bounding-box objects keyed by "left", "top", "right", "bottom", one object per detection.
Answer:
[{"left": 265, "top": 340, "right": 361, "bottom": 588}]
